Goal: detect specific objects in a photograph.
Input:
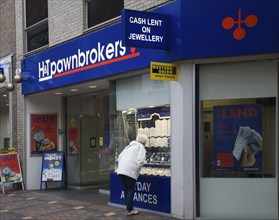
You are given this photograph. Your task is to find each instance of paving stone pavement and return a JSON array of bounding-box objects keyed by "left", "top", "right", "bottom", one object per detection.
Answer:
[{"left": 0, "top": 189, "right": 177, "bottom": 220}]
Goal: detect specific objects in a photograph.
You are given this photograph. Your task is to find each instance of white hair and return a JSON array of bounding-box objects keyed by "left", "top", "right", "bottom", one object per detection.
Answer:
[{"left": 136, "top": 134, "right": 148, "bottom": 146}]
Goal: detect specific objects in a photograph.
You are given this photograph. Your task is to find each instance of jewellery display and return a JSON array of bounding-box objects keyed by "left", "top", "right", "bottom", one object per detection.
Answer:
[{"left": 137, "top": 109, "right": 171, "bottom": 177}]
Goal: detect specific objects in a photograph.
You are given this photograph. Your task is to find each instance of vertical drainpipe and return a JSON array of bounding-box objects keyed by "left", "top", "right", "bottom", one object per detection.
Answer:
[{"left": 8, "top": 72, "right": 13, "bottom": 148}]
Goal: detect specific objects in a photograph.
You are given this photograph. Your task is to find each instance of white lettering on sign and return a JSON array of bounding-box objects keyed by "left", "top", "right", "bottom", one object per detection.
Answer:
[
  {"left": 120, "top": 190, "right": 158, "bottom": 205},
  {"left": 147, "top": 18, "right": 162, "bottom": 26},
  {"left": 44, "top": 154, "right": 62, "bottom": 161},
  {"left": 38, "top": 40, "right": 126, "bottom": 82},
  {"left": 127, "top": 15, "right": 165, "bottom": 45},
  {"left": 129, "top": 17, "right": 163, "bottom": 27},
  {"left": 135, "top": 182, "right": 151, "bottom": 192},
  {"left": 119, "top": 181, "right": 158, "bottom": 205},
  {"left": 129, "top": 17, "right": 147, "bottom": 25},
  {"left": 128, "top": 33, "right": 164, "bottom": 42},
  {"left": 134, "top": 192, "right": 158, "bottom": 204}
]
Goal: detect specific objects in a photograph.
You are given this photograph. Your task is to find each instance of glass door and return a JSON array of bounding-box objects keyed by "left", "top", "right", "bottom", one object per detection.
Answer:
[{"left": 66, "top": 91, "right": 110, "bottom": 189}]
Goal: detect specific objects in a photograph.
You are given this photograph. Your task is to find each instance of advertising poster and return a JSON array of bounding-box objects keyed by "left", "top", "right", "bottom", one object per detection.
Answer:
[
  {"left": 41, "top": 152, "right": 64, "bottom": 182},
  {"left": 0, "top": 153, "right": 23, "bottom": 184},
  {"left": 100, "top": 147, "right": 110, "bottom": 174},
  {"left": 68, "top": 128, "right": 79, "bottom": 156},
  {"left": 31, "top": 114, "right": 57, "bottom": 155},
  {"left": 213, "top": 104, "right": 262, "bottom": 172}
]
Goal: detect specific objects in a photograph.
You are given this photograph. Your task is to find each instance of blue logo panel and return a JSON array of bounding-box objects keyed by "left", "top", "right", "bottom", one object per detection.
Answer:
[{"left": 180, "top": 0, "right": 279, "bottom": 57}]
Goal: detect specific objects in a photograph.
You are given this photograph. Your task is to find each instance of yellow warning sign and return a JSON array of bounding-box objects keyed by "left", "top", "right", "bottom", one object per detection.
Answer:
[{"left": 150, "top": 62, "right": 178, "bottom": 81}]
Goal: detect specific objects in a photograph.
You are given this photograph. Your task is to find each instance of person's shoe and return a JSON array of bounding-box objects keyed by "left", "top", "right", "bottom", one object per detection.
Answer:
[{"left": 127, "top": 209, "right": 139, "bottom": 216}]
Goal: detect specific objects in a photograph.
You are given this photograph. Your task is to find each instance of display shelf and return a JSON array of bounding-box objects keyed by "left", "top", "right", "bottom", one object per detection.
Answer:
[{"left": 137, "top": 108, "right": 171, "bottom": 177}]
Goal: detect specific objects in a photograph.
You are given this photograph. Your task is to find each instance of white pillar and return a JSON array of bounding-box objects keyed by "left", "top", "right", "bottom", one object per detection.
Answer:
[{"left": 171, "top": 62, "right": 195, "bottom": 219}]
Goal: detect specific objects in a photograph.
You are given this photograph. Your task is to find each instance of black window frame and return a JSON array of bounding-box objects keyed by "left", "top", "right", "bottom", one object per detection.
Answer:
[
  {"left": 86, "top": 0, "right": 124, "bottom": 29},
  {"left": 25, "top": 0, "right": 49, "bottom": 52}
]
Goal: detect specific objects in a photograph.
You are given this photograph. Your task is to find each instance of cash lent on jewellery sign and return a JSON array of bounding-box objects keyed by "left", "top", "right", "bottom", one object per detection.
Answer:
[
  {"left": 150, "top": 62, "right": 178, "bottom": 81},
  {"left": 122, "top": 9, "right": 170, "bottom": 49}
]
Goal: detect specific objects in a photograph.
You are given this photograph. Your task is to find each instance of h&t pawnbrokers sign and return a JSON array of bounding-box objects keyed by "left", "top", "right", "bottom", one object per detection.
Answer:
[{"left": 122, "top": 9, "right": 170, "bottom": 49}]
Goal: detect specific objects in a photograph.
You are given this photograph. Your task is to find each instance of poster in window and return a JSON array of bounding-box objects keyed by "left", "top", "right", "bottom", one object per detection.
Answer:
[
  {"left": 68, "top": 128, "right": 79, "bottom": 156},
  {"left": 31, "top": 114, "right": 57, "bottom": 155},
  {"left": 213, "top": 104, "right": 262, "bottom": 172}
]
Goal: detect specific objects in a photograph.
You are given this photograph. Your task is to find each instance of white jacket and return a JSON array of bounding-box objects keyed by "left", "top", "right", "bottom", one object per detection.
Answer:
[{"left": 116, "top": 140, "right": 146, "bottom": 180}]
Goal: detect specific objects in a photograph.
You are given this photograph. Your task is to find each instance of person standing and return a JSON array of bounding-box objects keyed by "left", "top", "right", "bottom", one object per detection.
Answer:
[{"left": 117, "top": 134, "right": 148, "bottom": 216}]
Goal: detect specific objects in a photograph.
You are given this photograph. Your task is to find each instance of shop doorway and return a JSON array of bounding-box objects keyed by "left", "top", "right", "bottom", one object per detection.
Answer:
[{"left": 65, "top": 90, "right": 110, "bottom": 190}]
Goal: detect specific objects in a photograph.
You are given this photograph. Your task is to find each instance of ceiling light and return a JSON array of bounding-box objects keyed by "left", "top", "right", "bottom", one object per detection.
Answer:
[
  {"left": 55, "top": 92, "right": 62, "bottom": 95},
  {"left": 89, "top": 85, "right": 97, "bottom": 89},
  {"left": 70, "top": 89, "right": 78, "bottom": 92}
]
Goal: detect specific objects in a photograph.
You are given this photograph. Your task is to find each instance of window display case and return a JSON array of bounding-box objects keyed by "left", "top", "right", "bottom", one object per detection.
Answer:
[
  {"left": 137, "top": 109, "right": 171, "bottom": 177},
  {"left": 113, "top": 106, "right": 171, "bottom": 177}
]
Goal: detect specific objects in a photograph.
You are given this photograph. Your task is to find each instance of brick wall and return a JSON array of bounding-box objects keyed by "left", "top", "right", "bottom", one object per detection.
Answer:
[
  {"left": 48, "top": 0, "right": 83, "bottom": 46},
  {"left": 125, "top": 0, "right": 172, "bottom": 11},
  {"left": 0, "top": 0, "right": 16, "bottom": 58}
]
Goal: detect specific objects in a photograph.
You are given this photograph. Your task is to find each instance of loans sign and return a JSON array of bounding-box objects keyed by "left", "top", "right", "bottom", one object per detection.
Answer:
[
  {"left": 122, "top": 9, "right": 170, "bottom": 49},
  {"left": 110, "top": 173, "right": 170, "bottom": 213},
  {"left": 150, "top": 62, "right": 178, "bottom": 81}
]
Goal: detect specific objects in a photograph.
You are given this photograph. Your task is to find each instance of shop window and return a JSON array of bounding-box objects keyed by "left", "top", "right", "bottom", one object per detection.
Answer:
[
  {"left": 25, "top": 0, "right": 48, "bottom": 52},
  {"left": 199, "top": 61, "right": 278, "bottom": 178},
  {"left": 86, "top": 0, "right": 123, "bottom": 28},
  {"left": 201, "top": 98, "right": 276, "bottom": 178},
  {"left": 112, "top": 74, "right": 171, "bottom": 176}
]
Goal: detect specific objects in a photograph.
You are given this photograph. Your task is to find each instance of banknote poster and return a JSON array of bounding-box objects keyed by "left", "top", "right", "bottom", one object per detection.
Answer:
[{"left": 213, "top": 104, "right": 262, "bottom": 172}]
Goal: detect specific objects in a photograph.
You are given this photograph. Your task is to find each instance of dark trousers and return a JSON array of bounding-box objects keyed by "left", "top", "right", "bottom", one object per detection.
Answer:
[{"left": 118, "top": 174, "right": 136, "bottom": 212}]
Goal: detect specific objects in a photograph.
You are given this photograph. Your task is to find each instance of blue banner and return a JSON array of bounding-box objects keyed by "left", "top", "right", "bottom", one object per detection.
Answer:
[
  {"left": 110, "top": 172, "right": 170, "bottom": 213},
  {"left": 21, "top": 0, "right": 279, "bottom": 95},
  {"left": 213, "top": 104, "right": 262, "bottom": 172}
]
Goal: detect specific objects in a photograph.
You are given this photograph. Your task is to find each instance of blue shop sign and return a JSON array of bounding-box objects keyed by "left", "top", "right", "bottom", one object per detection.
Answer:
[
  {"left": 21, "top": 0, "right": 279, "bottom": 95},
  {"left": 122, "top": 9, "right": 170, "bottom": 49},
  {"left": 110, "top": 172, "right": 171, "bottom": 213}
]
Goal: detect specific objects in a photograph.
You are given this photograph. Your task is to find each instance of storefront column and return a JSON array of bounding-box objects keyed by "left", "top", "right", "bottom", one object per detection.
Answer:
[{"left": 170, "top": 62, "right": 195, "bottom": 219}]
